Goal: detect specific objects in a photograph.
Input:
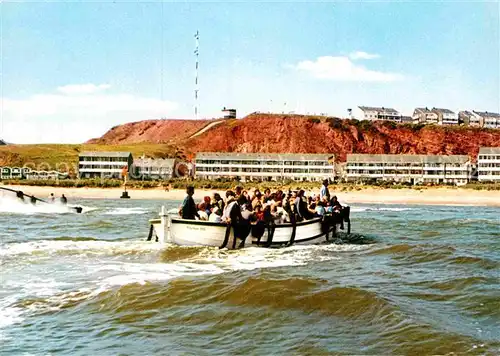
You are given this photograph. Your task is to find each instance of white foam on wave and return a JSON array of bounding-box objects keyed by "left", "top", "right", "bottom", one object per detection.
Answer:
[
  {"left": 0, "top": 277, "right": 77, "bottom": 337},
  {"left": 0, "top": 239, "right": 165, "bottom": 259},
  {"left": 103, "top": 207, "right": 149, "bottom": 215},
  {"left": 0, "top": 239, "right": 374, "bottom": 331},
  {"left": 0, "top": 296, "right": 24, "bottom": 330},
  {"left": 0, "top": 195, "right": 78, "bottom": 215}
]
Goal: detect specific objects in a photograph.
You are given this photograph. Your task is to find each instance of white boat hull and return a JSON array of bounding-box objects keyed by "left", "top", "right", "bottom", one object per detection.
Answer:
[{"left": 148, "top": 207, "right": 349, "bottom": 250}]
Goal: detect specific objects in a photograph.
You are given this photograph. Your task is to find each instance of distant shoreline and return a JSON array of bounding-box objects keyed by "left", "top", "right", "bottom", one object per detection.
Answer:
[{"left": 3, "top": 185, "right": 500, "bottom": 207}]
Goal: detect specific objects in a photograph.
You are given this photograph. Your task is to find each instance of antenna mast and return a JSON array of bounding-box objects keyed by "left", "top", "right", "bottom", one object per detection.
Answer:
[{"left": 194, "top": 30, "right": 199, "bottom": 119}]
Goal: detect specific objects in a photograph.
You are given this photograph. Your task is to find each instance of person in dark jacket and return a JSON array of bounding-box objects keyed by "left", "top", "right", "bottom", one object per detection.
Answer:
[
  {"left": 179, "top": 186, "right": 199, "bottom": 220},
  {"left": 295, "top": 189, "right": 313, "bottom": 221}
]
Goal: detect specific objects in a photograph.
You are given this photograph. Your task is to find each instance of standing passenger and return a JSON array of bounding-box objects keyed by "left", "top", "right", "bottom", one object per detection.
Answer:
[
  {"left": 320, "top": 179, "right": 330, "bottom": 202},
  {"left": 179, "top": 186, "right": 199, "bottom": 220}
]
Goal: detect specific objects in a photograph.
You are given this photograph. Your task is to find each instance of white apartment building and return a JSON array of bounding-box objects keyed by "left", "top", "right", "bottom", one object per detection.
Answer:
[
  {"left": 477, "top": 147, "right": 500, "bottom": 182},
  {"left": 195, "top": 152, "right": 334, "bottom": 182},
  {"left": 78, "top": 151, "right": 133, "bottom": 179},
  {"left": 474, "top": 111, "right": 500, "bottom": 129},
  {"left": 132, "top": 158, "right": 176, "bottom": 180},
  {"left": 413, "top": 108, "right": 439, "bottom": 124},
  {"left": 432, "top": 108, "right": 458, "bottom": 125},
  {"left": 346, "top": 154, "right": 472, "bottom": 185},
  {"left": 355, "top": 106, "right": 402, "bottom": 122},
  {"left": 458, "top": 111, "right": 482, "bottom": 127},
  {"left": 413, "top": 107, "right": 458, "bottom": 125}
]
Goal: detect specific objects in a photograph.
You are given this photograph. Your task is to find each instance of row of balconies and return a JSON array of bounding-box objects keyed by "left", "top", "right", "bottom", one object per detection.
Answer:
[
  {"left": 197, "top": 171, "right": 331, "bottom": 177},
  {"left": 195, "top": 163, "right": 331, "bottom": 170},
  {"left": 196, "top": 168, "right": 332, "bottom": 174},
  {"left": 346, "top": 173, "right": 470, "bottom": 178},
  {"left": 345, "top": 165, "right": 469, "bottom": 170},
  {"left": 79, "top": 161, "right": 130, "bottom": 166},
  {"left": 78, "top": 168, "right": 123, "bottom": 173},
  {"left": 346, "top": 169, "right": 470, "bottom": 175},
  {"left": 478, "top": 176, "right": 500, "bottom": 181}
]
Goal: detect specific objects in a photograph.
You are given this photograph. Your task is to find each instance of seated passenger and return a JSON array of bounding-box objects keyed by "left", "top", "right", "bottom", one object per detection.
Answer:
[
  {"left": 240, "top": 202, "right": 255, "bottom": 222},
  {"left": 275, "top": 190, "right": 284, "bottom": 203},
  {"left": 254, "top": 203, "right": 264, "bottom": 221},
  {"left": 315, "top": 201, "right": 326, "bottom": 216},
  {"left": 325, "top": 200, "right": 334, "bottom": 214},
  {"left": 209, "top": 206, "right": 222, "bottom": 222},
  {"left": 263, "top": 188, "right": 271, "bottom": 202},
  {"left": 197, "top": 203, "right": 209, "bottom": 221},
  {"left": 203, "top": 196, "right": 211, "bottom": 214},
  {"left": 331, "top": 195, "right": 342, "bottom": 213},
  {"left": 213, "top": 193, "right": 225, "bottom": 212},
  {"left": 235, "top": 186, "right": 243, "bottom": 200},
  {"left": 252, "top": 189, "right": 262, "bottom": 202}
]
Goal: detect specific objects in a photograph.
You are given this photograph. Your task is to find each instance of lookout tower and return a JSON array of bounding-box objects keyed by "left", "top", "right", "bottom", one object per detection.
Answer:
[{"left": 222, "top": 107, "right": 237, "bottom": 119}]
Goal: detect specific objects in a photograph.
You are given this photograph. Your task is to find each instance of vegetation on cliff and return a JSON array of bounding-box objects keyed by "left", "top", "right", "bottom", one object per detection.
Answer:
[{"left": 1, "top": 113, "right": 499, "bottom": 170}]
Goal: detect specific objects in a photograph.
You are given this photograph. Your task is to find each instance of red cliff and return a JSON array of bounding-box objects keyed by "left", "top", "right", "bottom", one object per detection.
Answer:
[{"left": 87, "top": 113, "right": 500, "bottom": 162}]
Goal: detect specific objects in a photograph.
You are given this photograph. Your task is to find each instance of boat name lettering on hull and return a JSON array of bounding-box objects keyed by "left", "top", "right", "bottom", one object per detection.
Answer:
[{"left": 186, "top": 225, "right": 207, "bottom": 231}]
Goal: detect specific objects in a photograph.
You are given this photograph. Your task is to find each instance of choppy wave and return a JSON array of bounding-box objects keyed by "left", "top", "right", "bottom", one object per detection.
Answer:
[
  {"left": 0, "top": 239, "right": 165, "bottom": 259},
  {"left": 0, "top": 241, "right": 374, "bottom": 331},
  {"left": 1, "top": 199, "right": 499, "bottom": 355}
]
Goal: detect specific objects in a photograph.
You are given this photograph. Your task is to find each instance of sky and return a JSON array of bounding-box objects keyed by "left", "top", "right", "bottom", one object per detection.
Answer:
[{"left": 0, "top": 0, "right": 499, "bottom": 144}]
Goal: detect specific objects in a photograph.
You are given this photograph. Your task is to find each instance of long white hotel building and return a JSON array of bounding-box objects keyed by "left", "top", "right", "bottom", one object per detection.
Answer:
[
  {"left": 346, "top": 154, "right": 472, "bottom": 185},
  {"left": 194, "top": 152, "right": 334, "bottom": 182},
  {"left": 78, "top": 151, "right": 133, "bottom": 179},
  {"left": 477, "top": 147, "right": 500, "bottom": 182}
]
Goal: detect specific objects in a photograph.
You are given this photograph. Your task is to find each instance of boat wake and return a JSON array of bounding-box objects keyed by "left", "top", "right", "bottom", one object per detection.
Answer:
[{"left": 0, "top": 196, "right": 91, "bottom": 215}]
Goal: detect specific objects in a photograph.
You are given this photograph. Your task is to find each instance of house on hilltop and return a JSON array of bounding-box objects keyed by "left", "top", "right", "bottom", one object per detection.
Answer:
[
  {"left": 473, "top": 111, "right": 500, "bottom": 129},
  {"left": 412, "top": 107, "right": 437, "bottom": 124},
  {"left": 458, "top": 111, "right": 481, "bottom": 126},
  {"left": 355, "top": 106, "right": 402, "bottom": 122},
  {"left": 432, "top": 108, "right": 458, "bottom": 126},
  {"left": 412, "top": 107, "right": 457, "bottom": 125}
]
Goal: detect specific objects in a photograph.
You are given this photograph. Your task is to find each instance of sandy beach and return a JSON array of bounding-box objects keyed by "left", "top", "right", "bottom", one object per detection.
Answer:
[{"left": 3, "top": 185, "right": 500, "bottom": 207}]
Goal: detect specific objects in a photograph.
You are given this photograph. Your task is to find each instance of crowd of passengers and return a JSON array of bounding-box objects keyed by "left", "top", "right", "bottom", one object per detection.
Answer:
[{"left": 179, "top": 179, "right": 343, "bottom": 226}]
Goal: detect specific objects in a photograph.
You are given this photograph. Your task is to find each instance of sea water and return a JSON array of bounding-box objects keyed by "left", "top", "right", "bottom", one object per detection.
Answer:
[{"left": 0, "top": 197, "right": 499, "bottom": 355}]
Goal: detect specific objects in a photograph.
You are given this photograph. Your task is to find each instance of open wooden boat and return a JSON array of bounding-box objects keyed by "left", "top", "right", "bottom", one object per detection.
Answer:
[{"left": 147, "top": 206, "right": 351, "bottom": 249}]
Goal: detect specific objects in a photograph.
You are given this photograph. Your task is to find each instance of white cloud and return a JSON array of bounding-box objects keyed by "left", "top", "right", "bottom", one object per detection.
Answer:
[
  {"left": 293, "top": 56, "right": 403, "bottom": 82},
  {"left": 57, "top": 83, "right": 111, "bottom": 95},
  {"left": 2, "top": 84, "right": 178, "bottom": 143},
  {"left": 349, "top": 51, "right": 380, "bottom": 60}
]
